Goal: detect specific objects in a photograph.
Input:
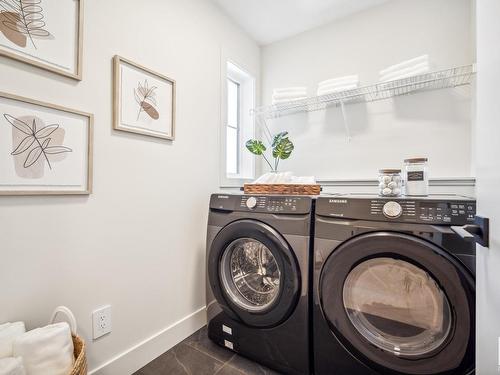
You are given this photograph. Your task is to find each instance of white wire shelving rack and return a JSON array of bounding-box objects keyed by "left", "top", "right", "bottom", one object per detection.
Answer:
[{"left": 251, "top": 64, "right": 475, "bottom": 140}]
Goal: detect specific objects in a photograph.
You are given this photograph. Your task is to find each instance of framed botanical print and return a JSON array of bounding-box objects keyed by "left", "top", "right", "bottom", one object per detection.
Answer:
[
  {"left": 0, "top": 91, "right": 93, "bottom": 195},
  {"left": 0, "top": 0, "right": 84, "bottom": 80},
  {"left": 113, "top": 55, "right": 176, "bottom": 140}
]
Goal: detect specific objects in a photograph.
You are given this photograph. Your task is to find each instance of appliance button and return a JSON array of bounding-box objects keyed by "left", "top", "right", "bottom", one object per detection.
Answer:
[
  {"left": 246, "top": 197, "right": 257, "bottom": 209},
  {"left": 459, "top": 210, "right": 465, "bottom": 215},
  {"left": 383, "top": 201, "right": 403, "bottom": 218}
]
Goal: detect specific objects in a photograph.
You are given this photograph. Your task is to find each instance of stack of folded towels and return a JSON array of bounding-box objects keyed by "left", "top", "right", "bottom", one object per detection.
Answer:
[
  {"left": 379, "top": 55, "right": 430, "bottom": 82},
  {"left": 272, "top": 87, "right": 307, "bottom": 105},
  {"left": 317, "top": 75, "right": 359, "bottom": 96},
  {"left": 0, "top": 321, "right": 74, "bottom": 375}
]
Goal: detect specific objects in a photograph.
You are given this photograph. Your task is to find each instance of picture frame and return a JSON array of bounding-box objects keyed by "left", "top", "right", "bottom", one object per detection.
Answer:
[
  {"left": 0, "top": 91, "right": 93, "bottom": 195},
  {"left": 113, "top": 55, "right": 176, "bottom": 140},
  {"left": 0, "top": 0, "right": 84, "bottom": 80}
]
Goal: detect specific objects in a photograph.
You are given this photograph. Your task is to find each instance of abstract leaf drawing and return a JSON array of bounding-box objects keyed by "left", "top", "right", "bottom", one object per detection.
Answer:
[
  {"left": 4, "top": 113, "right": 71, "bottom": 175},
  {"left": 0, "top": 0, "right": 52, "bottom": 49},
  {"left": 134, "top": 79, "right": 159, "bottom": 121}
]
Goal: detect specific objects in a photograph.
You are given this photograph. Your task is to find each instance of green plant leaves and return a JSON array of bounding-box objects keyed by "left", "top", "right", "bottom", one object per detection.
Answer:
[
  {"left": 245, "top": 139, "right": 266, "bottom": 155},
  {"left": 272, "top": 131, "right": 288, "bottom": 148},
  {"left": 272, "top": 137, "right": 294, "bottom": 160}
]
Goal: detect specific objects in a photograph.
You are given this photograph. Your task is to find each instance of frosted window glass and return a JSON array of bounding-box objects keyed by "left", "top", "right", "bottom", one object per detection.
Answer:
[
  {"left": 226, "top": 126, "right": 238, "bottom": 174},
  {"left": 227, "top": 79, "right": 239, "bottom": 128}
]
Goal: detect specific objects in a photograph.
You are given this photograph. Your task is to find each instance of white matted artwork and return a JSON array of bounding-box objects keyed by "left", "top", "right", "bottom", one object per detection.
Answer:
[
  {"left": 0, "top": 0, "right": 83, "bottom": 80},
  {"left": 0, "top": 92, "right": 93, "bottom": 195},
  {"left": 113, "top": 55, "right": 175, "bottom": 140}
]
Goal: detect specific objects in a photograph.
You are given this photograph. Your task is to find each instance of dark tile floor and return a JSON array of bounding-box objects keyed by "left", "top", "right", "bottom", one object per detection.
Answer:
[{"left": 134, "top": 326, "right": 281, "bottom": 375}]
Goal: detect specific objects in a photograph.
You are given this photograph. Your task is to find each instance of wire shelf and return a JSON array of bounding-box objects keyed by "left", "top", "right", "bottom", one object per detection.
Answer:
[{"left": 252, "top": 64, "right": 475, "bottom": 119}]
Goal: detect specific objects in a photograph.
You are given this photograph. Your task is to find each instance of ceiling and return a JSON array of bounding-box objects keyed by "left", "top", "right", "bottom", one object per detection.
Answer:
[{"left": 212, "top": 0, "right": 390, "bottom": 45}]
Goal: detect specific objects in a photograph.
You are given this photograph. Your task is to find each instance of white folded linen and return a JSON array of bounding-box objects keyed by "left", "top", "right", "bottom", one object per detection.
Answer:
[
  {"left": 380, "top": 61, "right": 429, "bottom": 80},
  {"left": 318, "top": 75, "right": 359, "bottom": 88},
  {"left": 12, "top": 323, "right": 74, "bottom": 375},
  {"left": 273, "top": 87, "right": 307, "bottom": 95},
  {"left": 272, "top": 91, "right": 307, "bottom": 100},
  {"left": 272, "top": 96, "right": 307, "bottom": 105},
  {"left": 317, "top": 83, "right": 359, "bottom": 96},
  {"left": 380, "top": 64, "right": 430, "bottom": 82},
  {"left": 0, "top": 357, "right": 26, "bottom": 375},
  {"left": 252, "top": 172, "right": 316, "bottom": 185},
  {"left": 0, "top": 323, "right": 26, "bottom": 359},
  {"left": 380, "top": 55, "right": 429, "bottom": 76}
]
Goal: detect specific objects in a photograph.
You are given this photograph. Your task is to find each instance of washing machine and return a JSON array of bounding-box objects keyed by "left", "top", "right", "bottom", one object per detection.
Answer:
[
  {"left": 313, "top": 194, "right": 477, "bottom": 375},
  {"left": 206, "top": 193, "right": 313, "bottom": 375}
]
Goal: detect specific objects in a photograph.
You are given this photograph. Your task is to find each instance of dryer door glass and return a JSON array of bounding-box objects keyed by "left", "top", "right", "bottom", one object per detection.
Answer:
[
  {"left": 220, "top": 238, "right": 281, "bottom": 312},
  {"left": 343, "top": 257, "right": 452, "bottom": 357}
]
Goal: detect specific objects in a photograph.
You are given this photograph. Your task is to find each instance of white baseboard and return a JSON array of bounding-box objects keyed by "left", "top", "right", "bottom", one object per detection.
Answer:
[{"left": 89, "top": 306, "right": 207, "bottom": 375}]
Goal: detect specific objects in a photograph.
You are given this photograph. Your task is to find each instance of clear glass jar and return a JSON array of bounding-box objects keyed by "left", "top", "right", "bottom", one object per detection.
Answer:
[
  {"left": 404, "top": 158, "right": 429, "bottom": 196},
  {"left": 378, "top": 169, "right": 402, "bottom": 197}
]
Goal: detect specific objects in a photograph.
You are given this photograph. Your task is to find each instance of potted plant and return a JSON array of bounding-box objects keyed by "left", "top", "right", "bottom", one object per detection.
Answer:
[{"left": 245, "top": 131, "right": 294, "bottom": 172}]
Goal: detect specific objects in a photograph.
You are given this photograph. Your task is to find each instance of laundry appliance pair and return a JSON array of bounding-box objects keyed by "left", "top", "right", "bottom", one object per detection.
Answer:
[{"left": 206, "top": 193, "right": 476, "bottom": 375}]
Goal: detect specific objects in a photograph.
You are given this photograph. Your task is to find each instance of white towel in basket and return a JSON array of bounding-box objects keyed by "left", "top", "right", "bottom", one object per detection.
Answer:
[
  {"left": 0, "top": 323, "right": 26, "bottom": 359},
  {"left": 0, "top": 357, "right": 26, "bottom": 375},
  {"left": 12, "top": 323, "right": 74, "bottom": 375}
]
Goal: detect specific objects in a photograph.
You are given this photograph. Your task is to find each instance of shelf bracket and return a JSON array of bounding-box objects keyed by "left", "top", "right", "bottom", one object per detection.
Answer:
[{"left": 339, "top": 100, "right": 351, "bottom": 141}]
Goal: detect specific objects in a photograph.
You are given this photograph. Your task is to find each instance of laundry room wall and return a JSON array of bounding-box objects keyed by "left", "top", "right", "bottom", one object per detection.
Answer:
[
  {"left": 260, "top": 0, "right": 475, "bottom": 195},
  {"left": 0, "top": 0, "right": 259, "bottom": 374}
]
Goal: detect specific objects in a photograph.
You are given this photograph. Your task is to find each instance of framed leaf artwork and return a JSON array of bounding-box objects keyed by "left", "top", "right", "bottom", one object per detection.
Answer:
[
  {"left": 113, "top": 55, "right": 176, "bottom": 140},
  {"left": 0, "top": 0, "right": 84, "bottom": 80},
  {"left": 0, "top": 91, "right": 93, "bottom": 195}
]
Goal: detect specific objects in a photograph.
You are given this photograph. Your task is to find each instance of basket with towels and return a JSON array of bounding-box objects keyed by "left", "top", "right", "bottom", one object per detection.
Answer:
[{"left": 0, "top": 306, "right": 87, "bottom": 375}]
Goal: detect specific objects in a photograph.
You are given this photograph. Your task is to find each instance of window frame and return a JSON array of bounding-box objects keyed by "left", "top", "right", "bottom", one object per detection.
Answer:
[
  {"left": 220, "top": 56, "right": 256, "bottom": 187},
  {"left": 226, "top": 77, "right": 241, "bottom": 175}
]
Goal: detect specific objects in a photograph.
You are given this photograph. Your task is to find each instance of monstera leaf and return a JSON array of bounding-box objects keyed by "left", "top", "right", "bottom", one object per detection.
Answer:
[
  {"left": 271, "top": 131, "right": 289, "bottom": 148},
  {"left": 272, "top": 138, "right": 294, "bottom": 160},
  {"left": 245, "top": 139, "right": 267, "bottom": 155}
]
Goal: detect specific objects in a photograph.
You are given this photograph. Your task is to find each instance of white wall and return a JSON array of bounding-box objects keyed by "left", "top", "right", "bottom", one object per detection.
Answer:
[
  {"left": 0, "top": 0, "right": 260, "bottom": 373},
  {"left": 261, "top": 0, "right": 475, "bottom": 188},
  {"left": 475, "top": 0, "right": 500, "bottom": 373}
]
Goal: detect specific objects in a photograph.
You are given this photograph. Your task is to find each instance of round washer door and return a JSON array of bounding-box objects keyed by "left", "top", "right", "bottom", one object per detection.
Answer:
[
  {"left": 319, "top": 232, "right": 475, "bottom": 375},
  {"left": 208, "top": 219, "right": 301, "bottom": 328}
]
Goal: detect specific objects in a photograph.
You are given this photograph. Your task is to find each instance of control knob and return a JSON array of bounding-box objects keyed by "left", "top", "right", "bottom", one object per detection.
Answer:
[
  {"left": 246, "top": 196, "right": 257, "bottom": 209},
  {"left": 383, "top": 201, "right": 403, "bottom": 218}
]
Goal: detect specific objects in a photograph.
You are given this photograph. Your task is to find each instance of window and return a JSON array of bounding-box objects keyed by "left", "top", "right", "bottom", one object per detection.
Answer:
[
  {"left": 221, "top": 60, "right": 256, "bottom": 185},
  {"left": 226, "top": 78, "right": 240, "bottom": 174}
]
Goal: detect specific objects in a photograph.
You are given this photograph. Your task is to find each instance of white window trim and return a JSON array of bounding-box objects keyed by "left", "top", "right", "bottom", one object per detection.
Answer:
[{"left": 219, "top": 52, "right": 257, "bottom": 188}]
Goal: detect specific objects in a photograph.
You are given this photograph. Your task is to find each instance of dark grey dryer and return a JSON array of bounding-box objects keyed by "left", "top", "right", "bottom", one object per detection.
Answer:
[
  {"left": 206, "top": 194, "right": 313, "bottom": 375},
  {"left": 313, "top": 194, "right": 476, "bottom": 375}
]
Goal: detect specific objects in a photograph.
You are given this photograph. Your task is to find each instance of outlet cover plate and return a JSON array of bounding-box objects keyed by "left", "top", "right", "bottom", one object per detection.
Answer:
[{"left": 92, "top": 305, "right": 112, "bottom": 339}]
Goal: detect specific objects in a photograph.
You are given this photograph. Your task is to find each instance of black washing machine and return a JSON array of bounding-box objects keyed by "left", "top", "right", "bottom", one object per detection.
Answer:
[
  {"left": 313, "top": 194, "right": 476, "bottom": 375},
  {"left": 206, "top": 194, "right": 313, "bottom": 375}
]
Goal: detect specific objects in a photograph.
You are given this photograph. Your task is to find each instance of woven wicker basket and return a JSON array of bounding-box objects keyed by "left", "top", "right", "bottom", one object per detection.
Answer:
[
  {"left": 70, "top": 334, "right": 87, "bottom": 375},
  {"left": 244, "top": 183, "right": 321, "bottom": 195}
]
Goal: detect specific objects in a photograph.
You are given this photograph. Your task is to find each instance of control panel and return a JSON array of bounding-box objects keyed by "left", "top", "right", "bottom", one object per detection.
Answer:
[
  {"left": 210, "top": 194, "right": 312, "bottom": 214},
  {"left": 316, "top": 196, "right": 476, "bottom": 225}
]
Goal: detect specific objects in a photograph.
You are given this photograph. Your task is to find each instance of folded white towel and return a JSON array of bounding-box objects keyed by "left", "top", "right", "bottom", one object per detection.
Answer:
[
  {"left": 272, "top": 91, "right": 307, "bottom": 100},
  {"left": 273, "top": 97, "right": 307, "bottom": 105},
  {"left": 273, "top": 87, "right": 307, "bottom": 95},
  {"left": 318, "top": 75, "right": 359, "bottom": 88},
  {"left": 0, "top": 323, "right": 26, "bottom": 359},
  {"left": 380, "top": 65, "right": 430, "bottom": 82},
  {"left": 13, "top": 323, "right": 74, "bottom": 375},
  {"left": 0, "top": 357, "right": 26, "bottom": 375},
  {"left": 317, "top": 83, "right": 359, "bottom": 96},
  {"left": 380, "top": 55, "right": 429, "bottom": 76},
  {"left": 380, "top": 62, "right": 429, "bottom": 81}
]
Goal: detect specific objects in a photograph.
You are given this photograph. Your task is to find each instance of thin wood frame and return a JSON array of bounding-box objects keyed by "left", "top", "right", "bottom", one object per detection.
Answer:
[
  {"left": 0, "top": 91, "right": 93, "bottom": 195},
  {"left": 0, "top": 0, "right": 84, "bottom": 80},
  {"left": 113, "top": 55, "right": 176, "bottom": 140}
]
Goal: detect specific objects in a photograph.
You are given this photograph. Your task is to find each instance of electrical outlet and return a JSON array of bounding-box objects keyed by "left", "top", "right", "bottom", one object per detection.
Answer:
[{"left": 92, "top": 305, "right": 112, "bottom": 339}]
